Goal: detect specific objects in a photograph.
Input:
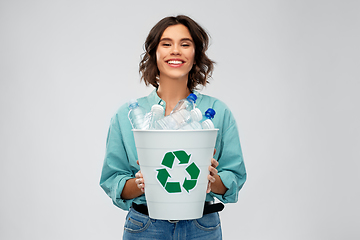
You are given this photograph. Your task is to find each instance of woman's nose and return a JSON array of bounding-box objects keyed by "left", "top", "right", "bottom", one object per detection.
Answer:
[{"left": 170, "top": 45, "right": 181, "bottom": 55}]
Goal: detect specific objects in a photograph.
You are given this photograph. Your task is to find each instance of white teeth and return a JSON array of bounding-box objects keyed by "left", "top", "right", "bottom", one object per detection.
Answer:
[{"left": 167, "top": 60, "right": 183, "bottom": 64}]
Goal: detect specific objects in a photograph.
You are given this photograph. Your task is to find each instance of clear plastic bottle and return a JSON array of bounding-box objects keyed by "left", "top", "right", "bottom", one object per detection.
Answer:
[
  {"left": 170, "top": 93, "right": 197, "bottom": 114},
  {"left": 128, "top": 99, "right": 147, "bottom": 129},
  {"left": 179, "top": 121, "right": 202, "bottom": 130},
  {"left": 201, "top": 108, "right": 216, "bottom": 129},
  {"left": 148, "top": 104, "right": 164, "bottom": 129},
  {"left": 155, "top": 108, "right": 202, "bottom": 130},
  {"left": 179, "top": 108, "right": 216, "bottom": 130}
]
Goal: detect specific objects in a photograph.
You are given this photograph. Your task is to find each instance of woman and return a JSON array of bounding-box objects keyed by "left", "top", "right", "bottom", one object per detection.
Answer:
[{"left": 100, "top": 15, "right": 246, "bottom": 240}]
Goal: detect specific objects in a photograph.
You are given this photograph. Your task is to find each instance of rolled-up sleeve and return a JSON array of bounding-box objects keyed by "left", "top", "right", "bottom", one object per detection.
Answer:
[{"left": 99, "top": 113, "right": 135, "bottom": 210}]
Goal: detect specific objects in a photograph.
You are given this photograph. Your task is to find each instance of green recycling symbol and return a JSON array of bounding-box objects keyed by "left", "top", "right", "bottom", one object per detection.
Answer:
[{"left": 156, "top": 150, "right": 200, "bottom": 193}]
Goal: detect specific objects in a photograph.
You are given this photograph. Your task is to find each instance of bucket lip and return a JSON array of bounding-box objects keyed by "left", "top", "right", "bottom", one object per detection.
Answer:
[{"left": 132, "top": 129, "right": 219, "bottom": 132}]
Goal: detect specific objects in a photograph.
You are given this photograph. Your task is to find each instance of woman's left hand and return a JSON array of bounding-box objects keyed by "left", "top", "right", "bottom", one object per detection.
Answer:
[{"left": 207, "top": 150, "right": 219, "bottom": 193}]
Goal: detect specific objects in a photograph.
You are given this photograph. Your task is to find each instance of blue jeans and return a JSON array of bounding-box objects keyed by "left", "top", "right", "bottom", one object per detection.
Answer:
[{"left": 123, "top": 207, "right": 222, "bottom": 240}]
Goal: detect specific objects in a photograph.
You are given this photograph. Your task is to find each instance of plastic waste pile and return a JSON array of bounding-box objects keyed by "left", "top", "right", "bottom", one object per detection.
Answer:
[{"left": 128, "top": 93, "right": 216, "bottom": 130}]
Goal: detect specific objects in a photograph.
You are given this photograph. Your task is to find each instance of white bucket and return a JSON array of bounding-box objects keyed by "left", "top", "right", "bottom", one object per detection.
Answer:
[{"left": 133, "top": 129, "right": 218, "bottom": 220}]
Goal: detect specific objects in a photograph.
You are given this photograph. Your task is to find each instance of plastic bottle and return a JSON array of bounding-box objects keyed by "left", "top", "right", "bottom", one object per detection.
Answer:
[
  {"left": 201, "top": 108, "right": 216, "bottom": 129},
  {"left": 128, "top": 99, "right": 147, "bottom": 129},
  {"left": 170, "top": 93, "right": 197, "bottom": 114},
  {"left": 179, "top": 121, "right": 202, "bottom": 130},
  {"left": 155, "top": 108, "right": 202, "bottom": 130},
  {"left": 148, "top": 104, "right": 164, "bottom": 129},
  {"left": 179, "top": 108, "right": 216, "bottom": 130}
]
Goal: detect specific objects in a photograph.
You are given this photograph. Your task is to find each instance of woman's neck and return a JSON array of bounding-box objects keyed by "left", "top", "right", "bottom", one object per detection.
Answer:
[{"left": 157, "top": 76, "right": 192, "bottom": 116}]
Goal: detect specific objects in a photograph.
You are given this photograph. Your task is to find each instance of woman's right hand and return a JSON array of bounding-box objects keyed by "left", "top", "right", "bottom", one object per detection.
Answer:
[{"left": 135, "top": 160, "right": 145, "bottom": 193}]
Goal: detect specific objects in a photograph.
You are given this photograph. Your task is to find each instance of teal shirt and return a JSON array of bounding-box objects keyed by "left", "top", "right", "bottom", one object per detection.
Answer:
[{"left": 100, "top": 89, "right": 247, "bottom": 210}]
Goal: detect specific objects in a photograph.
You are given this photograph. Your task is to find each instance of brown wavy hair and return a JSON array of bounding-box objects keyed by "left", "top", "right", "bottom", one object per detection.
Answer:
[{"left": 139, "top": 15, "right": 215, "bottom": 90}]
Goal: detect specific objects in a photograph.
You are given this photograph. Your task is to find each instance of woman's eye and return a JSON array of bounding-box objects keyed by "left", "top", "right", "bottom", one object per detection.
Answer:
[
  {"left": 162, "top": 43, "right": 171, "bottom": 46},
  {"left": 182, "top": 42, "right": 191, "bottom": 47}
]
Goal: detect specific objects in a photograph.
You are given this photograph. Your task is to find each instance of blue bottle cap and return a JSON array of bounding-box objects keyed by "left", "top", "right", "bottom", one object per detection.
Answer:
[
  {"left": 187, "top": 93, "right": 197, "bottom": 103},
  {"left": 128, "top": 99, "right": 139, "bottom": 109},
  {"left": 205, "top": 108, "right": 216, "bottom": 119}
]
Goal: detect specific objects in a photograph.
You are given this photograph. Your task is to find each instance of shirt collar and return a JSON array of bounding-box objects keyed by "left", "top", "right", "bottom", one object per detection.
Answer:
[
  {"left": 147, "top": 88, "right": 162, "bottom": 104},
  {"left": 146, "top": 88, "right": 203, "bottom": 107}
]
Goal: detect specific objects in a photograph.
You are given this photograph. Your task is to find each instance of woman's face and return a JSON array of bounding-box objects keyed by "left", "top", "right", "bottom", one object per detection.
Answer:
[{"left": 156, "top": 24, "right": 195, "bottom": 82}]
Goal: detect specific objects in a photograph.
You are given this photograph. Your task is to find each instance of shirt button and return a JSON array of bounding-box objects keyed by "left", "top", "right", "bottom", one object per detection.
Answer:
[{"left": 160, "top": 101, "right": 164, "bottom": 105}]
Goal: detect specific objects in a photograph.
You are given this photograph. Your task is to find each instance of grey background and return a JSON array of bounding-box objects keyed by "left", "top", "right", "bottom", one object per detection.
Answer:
[{"left": 1, "top": 0, "right": 359, "bottom": 239}]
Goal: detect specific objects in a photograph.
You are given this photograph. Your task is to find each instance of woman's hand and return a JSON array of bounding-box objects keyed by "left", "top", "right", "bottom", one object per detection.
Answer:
[
  {"left": 207, "top": 149, "right": 218, "bottom": 193},
  {"left": 206, "top": 149, "right": 227, "bottom": 194},
  {"left": 135, "top": 160, "right": 145, "bottom": 193},
  {"left": 207, "top": 157, "right": 219, "bottom": 193}
]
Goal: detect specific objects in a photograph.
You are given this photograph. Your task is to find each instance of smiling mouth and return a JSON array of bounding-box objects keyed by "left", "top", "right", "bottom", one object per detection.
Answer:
[{"left": 167, "top": 60, "right": 184, "bottom": 65}]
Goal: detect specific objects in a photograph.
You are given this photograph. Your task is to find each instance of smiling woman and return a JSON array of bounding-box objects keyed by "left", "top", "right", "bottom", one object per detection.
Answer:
[
  {"left": 139, "top": 15, "right": 214, "bottom": 92},
  {"left": 100, "top": 15, "right": 247, "bottom": 240}
]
